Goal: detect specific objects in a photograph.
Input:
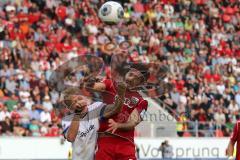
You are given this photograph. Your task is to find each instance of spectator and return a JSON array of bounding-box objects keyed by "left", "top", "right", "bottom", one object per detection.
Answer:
[
  {"left": 159, "top": 140, "right": 174, "bottom": 159},
  {"left": 4, "top": 94, "right": 18, "bottom": 112},
  {"left": 0, "top": 0, "right": 238, "bottom": 137},
  {"left": 18, "top": 106, "right": 30, "bottom": 129},
  {"left": 228, "top": 100, "right": 239, "bottom": 114},
  {"left": 0, "top": 117, "right": 13, "bottom": 135},
  {"left": 0, "top": 104, "right": 11, "bottom": 121},
  {"left": 19, "top": 88, "right": 31, "bottom": 103},
  {"left": 5, "top": 76, "right": 17, "bottom": 95},
  {"left": 42, "top": 95, "right": 53, "bottom": 111},
  {"left": 29, "top": 119, "right": 40, "bottom": 136},
  {"left": 40, "top": 108, "right": 51, "bottom": 123},
  {"left": 13, "top": 119, "right": 28, "bottom": 136},
  {"left": 24, "top": 97, "right": 35, "bottom": 110},
  {"left": 29, "top": 105, "right": 40, "bottom": 121},
  {"left": 214, "top": 108, "right": 226, "bottom": 128},
  {"left": 228, "top": 100, "right": 239, "bottom": 123},
  {"left": 235, "top": 90, "right": 240, "bottom": 107},
  {"left": 170, "top": 87, "right": 180, "bottom": 105},
  {"left": 40, "top": 121, "right": 49, "bottom": 136}
]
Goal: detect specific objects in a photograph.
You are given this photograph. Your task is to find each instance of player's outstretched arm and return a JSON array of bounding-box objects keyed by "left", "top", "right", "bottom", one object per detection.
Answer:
[
  {"left": 101, "top": 82, "right": 126, "bottom": 119},
  {"left": 83, "top": 76, "right": 106, "bottom": 91},
  {"left": 92, "top": 82, "right": 106, "bottom": 91},
  {"left": 64, "top": 100, "right": 88, "bottom": 142},
  {"left": 226, "top": 121, "right": 238, "bottom": 160},
  {"left": 226, "top": 140, "right": 235, "bottom": 160}
]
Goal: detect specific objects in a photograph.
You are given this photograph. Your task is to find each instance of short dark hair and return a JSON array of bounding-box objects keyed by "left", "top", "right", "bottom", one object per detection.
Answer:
[{"left": 129, "top": 63, "right": 150, "bottom": 81}]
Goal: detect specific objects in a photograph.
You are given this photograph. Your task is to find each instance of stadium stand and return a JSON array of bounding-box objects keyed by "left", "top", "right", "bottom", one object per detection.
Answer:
[{"left": 0, "top": 0, "right": 239, "bottom": 137}]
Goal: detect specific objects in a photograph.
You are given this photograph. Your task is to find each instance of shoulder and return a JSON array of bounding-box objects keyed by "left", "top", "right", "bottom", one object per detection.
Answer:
[
  {"left": 61, "top": 113, "right": 74, "bottom": 128},
  {"left": 103, "top": 79, "right": 112, "bottom": 85},
  {"left": 103, "top": 79, "right": 114, "bottom": 89},
  {"left": 139, "top": 99, "right": 148, "bottom": 105},
  {"left": 88, "top": 102, "right": 105, "bottom": 112},
  {"left": 137, "top": 99, "right": 148, "bottom": 109},
  {"left": 134, "top": 93, "right": 148, "bottom": 107},
  {"left": 232, "top": 121, "right": 240, "bottom": 134},
  {"left": 131, "top": 93, "right": 148, "bottom": 110},
  {"left": 62, "top": 113, "right": 74, "bottom": 122},
  {"left": 237, "top": 121, "right": 240, "bottom": 127}
]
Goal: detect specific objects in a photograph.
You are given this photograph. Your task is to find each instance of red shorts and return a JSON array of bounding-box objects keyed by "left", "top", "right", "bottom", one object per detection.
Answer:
[{"left": 95, "top": 137, "right": 136, "bottom": 160}]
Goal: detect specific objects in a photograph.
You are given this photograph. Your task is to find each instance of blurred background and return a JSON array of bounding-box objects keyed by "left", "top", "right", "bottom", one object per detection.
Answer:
[{"left": 0, "top": 0, "right": 239, "bottom": 159}]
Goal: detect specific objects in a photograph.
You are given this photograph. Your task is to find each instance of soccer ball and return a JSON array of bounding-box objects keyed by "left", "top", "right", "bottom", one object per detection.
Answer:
[{"left": 98, "top": 1, "right": 124, "bottom": 24}]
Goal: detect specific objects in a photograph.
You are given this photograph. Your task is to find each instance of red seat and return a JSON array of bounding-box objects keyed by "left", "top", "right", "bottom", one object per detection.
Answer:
[
  {"left": 183, "top": 131, "right": 192, "bottom": 137},
  {"left": 215, "top": 129, "right": 224, "bottom": 137}
]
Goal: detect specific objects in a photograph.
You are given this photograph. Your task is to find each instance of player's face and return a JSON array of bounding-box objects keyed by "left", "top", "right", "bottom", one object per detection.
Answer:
[
  {"left": 125, "top": 68, "right": 144, "bottom": 89},
  {"left": 71, "top": 95, "right": 89, "bottom": 113}
]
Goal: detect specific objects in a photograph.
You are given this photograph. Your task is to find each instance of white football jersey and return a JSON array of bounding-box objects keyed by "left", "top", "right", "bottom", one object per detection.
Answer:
[{"left": 62, "top": 102, "right": 104, "bottom": 160}]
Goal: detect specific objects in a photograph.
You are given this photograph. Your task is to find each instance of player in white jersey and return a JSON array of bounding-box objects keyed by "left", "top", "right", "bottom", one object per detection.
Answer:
[{"left": 61, "top": 82, "right": 126, "bottom": 160}]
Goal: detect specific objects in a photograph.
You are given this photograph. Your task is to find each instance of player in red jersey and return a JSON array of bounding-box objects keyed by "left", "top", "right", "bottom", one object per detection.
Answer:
[
  {"left": 88, "top": 63, "right": 150, "bottom": 160},
  {"left": 226, "top": 120, "right": 240, "bottom": 160}
]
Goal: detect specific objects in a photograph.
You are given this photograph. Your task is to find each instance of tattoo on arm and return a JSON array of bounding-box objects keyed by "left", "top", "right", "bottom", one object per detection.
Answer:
[{"left": 102, "top": 95, "right": 124, "bottom": 118}]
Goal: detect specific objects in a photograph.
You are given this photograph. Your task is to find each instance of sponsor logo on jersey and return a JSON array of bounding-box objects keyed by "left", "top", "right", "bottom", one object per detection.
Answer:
[
  {"left": 78, "top": 125, "right": 95, "bottom": 137},
  {"left": 131, "top": 96, "right": 139, "bottom": 105},
  {"left": 114, "top": 95, "right": 140, "bottom": 108}
]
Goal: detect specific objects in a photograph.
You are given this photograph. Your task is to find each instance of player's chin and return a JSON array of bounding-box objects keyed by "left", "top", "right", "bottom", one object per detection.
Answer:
[
  {"left": 127, "top": 85, "right": 136, "bottom": 91},
  {"left": 126, "top": 81, "right": 138, "bottom": 89}
]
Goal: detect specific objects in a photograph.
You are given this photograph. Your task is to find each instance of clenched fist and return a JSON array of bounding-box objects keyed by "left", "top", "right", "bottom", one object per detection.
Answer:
[{"left": 117, "top": 82, "right": 127, "bottom": 97}]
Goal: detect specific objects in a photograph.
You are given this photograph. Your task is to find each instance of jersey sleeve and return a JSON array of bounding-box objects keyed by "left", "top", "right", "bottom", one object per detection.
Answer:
[
  {"left": 61, "top": 114, "right": 73, "bottom": 139},
  {"left": 88, "top": 102, "right": 106, "bottom": 121},
  {"left": 230, "top": 122, "right": 239, "bottom": 143},
  {"left": 103, "top": 79, "right": 113, "bottom": 91},
  {"left": 88, "top": 102, "right": 105, "bottom": 111},
  {"left": 136, "top": 99, "right": 148, "bottom": 120}
]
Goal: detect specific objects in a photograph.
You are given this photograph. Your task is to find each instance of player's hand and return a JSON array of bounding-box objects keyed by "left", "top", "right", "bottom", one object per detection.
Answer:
[
  {"left": 106, "top": 119, "right": 119, "bottom": 134},
  {"left": 228, "top": 156, "right": 234, "bottom": 160},
  {"left": 80, "top": 75, "right": 99, "bottom": 89},
  {"left": 74, "top": 99, "right": 88, "bottom": 112},
  {"left": 117, "top": 82, "right": 127, "bottom": 97}
]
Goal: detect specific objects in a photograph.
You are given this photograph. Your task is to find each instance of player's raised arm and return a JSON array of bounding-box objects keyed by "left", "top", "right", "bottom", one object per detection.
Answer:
[
  {"left": 83, "top": 76, "right": 106, "bottom": 91},
  {"left": 226, "top": 121, "right": 239, "bottom": 160},
  {"left": 100, "top": 82, "right": 126, "bottom": 119},
  {"left": 62, "top": 97, "right": 88, "bottom": 142},
  {"left": 226, "top": 140, "right": 235, "bottom": 160},
  {"left": 92, "top": 82, "right": 106, "bottom": 91}
]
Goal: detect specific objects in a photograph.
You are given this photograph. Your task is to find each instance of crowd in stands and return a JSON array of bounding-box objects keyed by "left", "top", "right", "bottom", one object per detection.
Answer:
[{"left": 0, "top": 0, "right": 239, "bottom": 137}]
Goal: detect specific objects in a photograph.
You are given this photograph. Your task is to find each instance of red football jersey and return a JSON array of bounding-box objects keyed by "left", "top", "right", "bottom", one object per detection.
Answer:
[
  {"left": 98, "top": 79, "right": 148, "bottom": 142},
  {"left": 230, "top": 120, "right": 240, "bottom": 160}
]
